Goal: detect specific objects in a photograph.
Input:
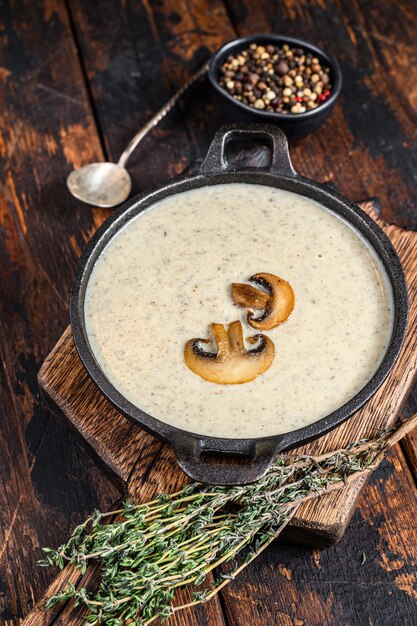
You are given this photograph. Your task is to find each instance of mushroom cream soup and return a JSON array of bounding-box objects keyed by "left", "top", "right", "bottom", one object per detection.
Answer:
[{"left": 84, "top": 183, "right": 394, "bottom": 438}]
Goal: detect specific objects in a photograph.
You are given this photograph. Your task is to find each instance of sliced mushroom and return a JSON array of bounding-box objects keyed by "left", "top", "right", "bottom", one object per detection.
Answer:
[
  {"left": 184, "top": 321, "right": 275, "bottom": 384},
  {"left": 232, "top": 272, "right": 294, "bottom": 331}
]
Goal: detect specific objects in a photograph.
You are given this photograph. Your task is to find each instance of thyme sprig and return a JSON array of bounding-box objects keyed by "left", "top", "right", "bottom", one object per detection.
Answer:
[{"left": 39, "top": 414, "right": 417, "bottom": 625}]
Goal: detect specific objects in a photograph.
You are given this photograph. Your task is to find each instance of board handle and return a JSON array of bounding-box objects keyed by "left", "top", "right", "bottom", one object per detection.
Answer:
[
  {"left": 200, "top": 123, "right": 298, "bottom": 177},
  {"left": 173, "top": 434, "right": 286, "bottom": 485}
]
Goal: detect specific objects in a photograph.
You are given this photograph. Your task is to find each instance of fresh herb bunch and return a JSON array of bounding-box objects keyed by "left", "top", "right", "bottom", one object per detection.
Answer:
[{"left": 39, "top": 417, "right": 416, "bottom": 625}]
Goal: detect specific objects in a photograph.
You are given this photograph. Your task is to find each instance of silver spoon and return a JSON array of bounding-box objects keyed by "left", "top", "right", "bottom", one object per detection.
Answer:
[{"left": 67, "top": 63, "right": 208, "bottom": 208}]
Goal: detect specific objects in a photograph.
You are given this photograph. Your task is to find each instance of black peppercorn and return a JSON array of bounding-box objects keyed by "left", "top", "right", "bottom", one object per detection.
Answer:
[{"left": 218, "top": 42, "right": 332, "bottom": 115}]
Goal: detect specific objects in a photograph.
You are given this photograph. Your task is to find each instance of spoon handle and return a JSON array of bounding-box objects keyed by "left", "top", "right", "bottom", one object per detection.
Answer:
[{"left": 117, "top": 62, "right": 209, "bottom": 168}]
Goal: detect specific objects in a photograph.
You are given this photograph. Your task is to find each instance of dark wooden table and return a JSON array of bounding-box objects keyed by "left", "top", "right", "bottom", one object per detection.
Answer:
[{"left": 1, "top": 1, "right": 417, "bottom": 624}]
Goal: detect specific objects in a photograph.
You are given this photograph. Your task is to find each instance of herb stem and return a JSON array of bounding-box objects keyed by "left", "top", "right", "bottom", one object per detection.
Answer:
[{"left": 39, "top": 412, "right": 417, "bottom": 625}]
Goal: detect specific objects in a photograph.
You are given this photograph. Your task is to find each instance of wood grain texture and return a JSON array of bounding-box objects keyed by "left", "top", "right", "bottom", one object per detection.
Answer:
[
  {"left": 2, "top": 0, "right": 417, "bottom": 624},
  {"left": 0, "top": 0, "right": 119, "bottom": 622},
  {"left": 225, "top": 0, "right": 417, "bottom": 228},
  {"left": 219, "top": 445, "right": 417, "bottom": 626},
  {"left": 66, "top": 0, "right": 235, "bottom": 188}
]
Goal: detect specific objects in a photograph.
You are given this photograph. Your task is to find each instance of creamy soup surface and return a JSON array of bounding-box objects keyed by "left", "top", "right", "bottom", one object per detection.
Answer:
[{"left": 85, "top": 183, "right": 394, "bottom": 438}]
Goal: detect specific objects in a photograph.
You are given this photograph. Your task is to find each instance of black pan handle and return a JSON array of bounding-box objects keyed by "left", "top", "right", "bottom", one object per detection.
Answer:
[
  {"left": 173, "top": 435, "right": 286, "bottom": 485},
  {"left": 200, "top": 123, "right": 298, "bottom": 177}
]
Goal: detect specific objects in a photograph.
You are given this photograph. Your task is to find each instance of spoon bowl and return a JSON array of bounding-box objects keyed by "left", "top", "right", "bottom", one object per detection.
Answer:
[
  {"left": 67, "top": 162, "right": 132, "bottom": 208},
  {"left": 66, "top": 64, "right": 208, "bottom": 208}
]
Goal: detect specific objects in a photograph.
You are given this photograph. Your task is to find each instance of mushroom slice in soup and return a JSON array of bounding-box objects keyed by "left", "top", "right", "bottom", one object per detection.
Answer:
[
  {"left": 232, "top": 272, "right": 295, "bottom": 330},
  {"left": 184, "top": 321, "right": 275, "bottom": 384}
]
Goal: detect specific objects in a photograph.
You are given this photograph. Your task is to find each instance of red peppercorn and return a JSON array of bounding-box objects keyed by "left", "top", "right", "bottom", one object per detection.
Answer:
[{"left": 217, "top": 42, "right": 333, "bottom": 115}]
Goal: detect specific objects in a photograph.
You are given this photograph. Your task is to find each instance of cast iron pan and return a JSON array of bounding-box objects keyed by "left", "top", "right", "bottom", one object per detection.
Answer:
[{"left": 71, "top": 124, "right": 408, "bottom": 485}]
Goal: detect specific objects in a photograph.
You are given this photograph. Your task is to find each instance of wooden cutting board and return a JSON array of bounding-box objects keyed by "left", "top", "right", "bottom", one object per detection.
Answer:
[
  {"left": 23, "top": 198, "right": 417, "bottom": 626},
  {"left": 37, "top": 199, "right": 417, "bottom": 548}
]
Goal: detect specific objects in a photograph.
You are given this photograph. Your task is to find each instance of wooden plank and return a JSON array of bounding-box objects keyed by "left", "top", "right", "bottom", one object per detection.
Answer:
[
  {"left": 220, "top": 446, "right": 417, "bottom": 626},
  {"left": 225, "top": 0, "right": 417, "bottom": 227},
  {"left": 22, "top": 447, "right": 417, "bottom": 625},
  {"left": 38, "top": 327, "right": 156, "bottom": 488},
  {"left": 401, "top": 386, "right": 417, "bottom": 480},
  {"left": 0, "top": 0, "right": 120, "bottom": 622},
  {"left": 9, "top": 0, "right": 417, "bottom": 624},
  {"left": 22, "top": 436, "right": 226, "bottom": 626},
  {"left": 66, "top": 0, "right": 236, "bottom": 190}
]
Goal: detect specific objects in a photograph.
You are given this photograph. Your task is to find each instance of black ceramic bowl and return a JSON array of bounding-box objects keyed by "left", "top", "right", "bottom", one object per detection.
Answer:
[
  {"left": 71, "top": 124, "right": 408, "bottom": 486},
  {"left": 208, "top": 34, "right": 342, "bottom": 138}
]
